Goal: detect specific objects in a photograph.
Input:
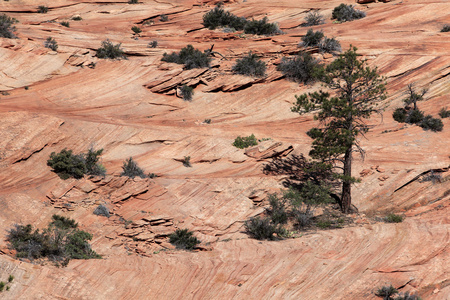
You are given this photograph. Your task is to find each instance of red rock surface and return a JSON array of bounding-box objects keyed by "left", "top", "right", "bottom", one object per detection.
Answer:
[{"left": 0, "top": 0, "right": 449, "bottom": 299}]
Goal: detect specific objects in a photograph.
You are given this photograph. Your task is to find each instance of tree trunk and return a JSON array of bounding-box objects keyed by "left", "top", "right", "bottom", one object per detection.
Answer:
[{"left": 341, "top": 146, "right": 352, "bottom": 213}]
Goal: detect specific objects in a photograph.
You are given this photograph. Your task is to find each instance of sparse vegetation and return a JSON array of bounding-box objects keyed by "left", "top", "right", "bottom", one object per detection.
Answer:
[
  {"left": 0, "top": 14, "right": 18, "bottom": 38},
  {"left": 47, "top": 148, "right": 105, "bottom": 180},
  {"left": 169, "top": 229, "right": 200, "bottom": 250},
  {"left": 182, "top": 156, "right": 192, "bottom": 167},
  {"left": 96, "top": 39, "right": 126, "bottom": 59},
  {"left": 7, "top": 215, "right": 101, "bottom": 266},
  {"left": 121, "top": 157, "right": 146, "bottom": 179},
  {"left": 232, "top": 52, "right": 266, "bottom": 77},
  {"left": 37, "top": 5, "right": 49, "bottom": 14},
  {"left": 243, "top": 17, "right": 281, "bottom": 36},
  {"left": 420, "top": 115, "right": 443, "bottom": 132},
  {"left": 179, "top": 84, "right": 194, "bottom": 101},
  {"left": 301, "top": 29, "right": 324, "bottom": 48},
  {"left": 375, "top": 285, "right": 421, "bottom": 300},
  {"left": 71, "top": 16, "right": 82, "bottom": 21},
  {"left": 441, "top": 25, "right": 450, "bottom": 32},
  {"left": 161, "top": 44, "right": 211, "bottom": 69},
  {"left": 438, "top": 107, "right": 450, "bottom": 118},
  {"left": 131, "top": 26, "right": 141, "bottom": 34},
  {"left": 332, "top": 4, "right": 366, "bottom": 22},
  {"left": 128, "top": 0, "right": 138, "bottom": 3},
  {"left": 384, "top": 213, "right": 404, "bottom": 223},
  {"left": 160, "top": 14, "right": 169, "bottom": 22},
  {"left": 8, "top": 275, "right": 13, "bottom": 283},
  {"left": 93, "top": 204, "right": 110, "bottom": 218},
  {"left": 244, "top": 216, "right": 282, "bottom": 240},
  {"left": 60, "top": 21, "right": 70, "bottom": 27},
  {"left": 303, "top": 10, "right": 325, "bottom": 27},
  {"left": 420, "top": 171, "right": 442, "bottom": 184},
  {"left": 148, "top": 40, "right": 158, "bottom": 48},
  {"left": 0, "top": 282, "right": 4, "bottom": 292},
  {"left": 44, "top": 37, "right": 58, "bottom": 51},
  {"left": 319, "top": 37, "right": 341, "bottom": 53},
  {"left": 277, "top": 52, "right": 321, "bottom": 84},
  {"left": 204, "top": 119, "right": 211, "bottom": 124},
  {"left": 233, "top": 134, "right": 258, "bottom": 149}
]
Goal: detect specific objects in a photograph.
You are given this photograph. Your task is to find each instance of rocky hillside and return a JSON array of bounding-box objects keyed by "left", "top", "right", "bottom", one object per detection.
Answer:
[{"left": 0, "top": 0, "right": 449, "bottom": 299}]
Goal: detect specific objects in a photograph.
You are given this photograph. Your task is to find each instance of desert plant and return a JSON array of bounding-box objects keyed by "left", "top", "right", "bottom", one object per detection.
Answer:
[
  {"left": 182, "top": 156, "right": 191, "bottom": 167},
  {"left": 319, "top": 37, "right": 341, "bottom": 54},
  {"left": 405, "top": 109, "right": 424, "bottom": 124},
  {"left": 420, "top": 171, "right": 442, "bottom": 184},
  {"left": 376, "top": 285, "right": 398, "bottom": 299},
  {"left": 392, "top": 107, "right": 407, "bottom": 123},
  {"left": 268, "top": 194, "right": 288, "bottom": 225},
  {"left": 8, "top": 275, "right": 13, "bottom": 283},
  {"left": 121, "top": 157, "right": 146, "bottom": 178},
  {"left": 244, "top": 17, "right": 281, "bottom": 36},
  {"left": 148, "top": 40, "right": 158, "bottom": 48},
  {"left": 420, "top": 115, "right": 443, "bottom": 132},
  {"left": 0, "top": 14, "right": 18, "bottom": 38},
  {"left": 169, "top": 229, "right": 200, "bottom": 250},
  {"left": 160, "top": 14, "right": 169, "bottom": 22},
  {"left": 44, "top": 37, "right": 58, "bottom": 51},
  {"left": 441, "top": 25, "right": 450, "bottom": 32},
  {"left": 84, "top": 148, "right": 106, "bottom": 176},
  {"left": 50, "top": 214, "right": 78, "bottom": 230},
  {"left": 0, "top": 282, "right": 4, "bottom": 292},
  {"left": 128, "top": 0, "right": 138, "bottom": 3},
  {"left": 47, "top": 149, "right": 87, "bottom": 179},
  {"left": 277, "top": 52, "right": 321, "bottom": 84},
  {"left": 303, "top": 10, "right": 325, "bottom": 27},
  {"left": 232, "top": 52, "right": 266, "bottom": 77},
  {"left": 244, "top": 216, "right": 281, "bottom": 240},
  {"left": 179, "top": 84, "right": 194, "bottom": 101},
  {"left": 60, "top": 21, "right": 70, "bottom": 27},
  {"left": 332, "top": 4, "right": 366, "bottom": 22},
  {"left": 202, "top": 6, "right": 247, "bottom": 30},
  {"left": 93, "top": 204, "right": 110, "bottom": 218},
  {"left": 131, "top": 26, "right": 141, "bottom": 34},
  {"left": 37, "top": 5, "right": 49, "bottom": 13},
  {"left": 384, "top": 213, "right": 404, "bottom": 223},
  {"left": 301, "top": 29, "right": 324, "bottom": 47},
  {"left": 438, "top": 107, "right": 450, "bottom": 118},
  {"left": 161, "top": 44, "right": 211, "bottom": 69},
  {"left": 204, "top": 119, "right": 211, "bottom": 124},
  {"left": 233, "top": 134, "right": 258, "bottom": 149},
  {"left": 71, "top": 16, "right": 82, "bottom": 21},
  {"left": 96, "top": 39, "right": 125, "bottom": 59}
]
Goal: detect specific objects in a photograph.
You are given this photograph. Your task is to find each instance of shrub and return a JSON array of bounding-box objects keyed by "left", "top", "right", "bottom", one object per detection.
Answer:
[
  {"left": 44, "top": 37, "right": 58, "bottom": 51},
  {"left": 93, "top": 204, "right": 110, "bottom": 217},
  {"left": 169, "top": 229, "right": 200, "bottom": 250},
  {"left": 319, "top": 37, "right": 341, "bottom": 54},
  {"left": 204, "top": 118, "right": 211, "bottom": 124},
  {"left": 37, "top": 5, "right": 49, "bottom": 13},
  {"left": 375, "top": 285, "right": 398, "bottom": 299},
  {"left": 233, "top": 134, "right": 258, "bottom": 149},
  {"left": 232, "top": 52, "right": 266, "bottom": 77},
  {"left": 420, "top": 115, "right": 443, "bottom": 132},
  {"left": 179, "top": 84, "right": 194, "bottom": 101},
  {"left": 8, "top": 275, "right": 14, "bottom": 283},
  {"left": 392, "top": 107, "right": 407, "bottom": 123},
  {"left": 60, "top": 21, "right": 70, "bottom": 27},
  {"left": 441, "top": 25, "right": 450, "bottom": 32},
  {"left": 438, "top": 107, "right": 450, "bottom": 118},
  {"left": 160, "top": 14, "right": 169, "bottom": 22},
  {"left": 131, "top": 26, "right": 141, "bottom": 34},
  {"left": 268, "top": 194, "right": 288, "bottom": 225},
  {"left": 0, "top": 282, "right": 4, "bottom": 292},
  {"left": 301, "top": 29, "right": 324, "bottom": 47},
  {"left": 7, "top": 215, "right": 100, "bottom": 265},
  {"left": 84, "top": 148, "right": 106, "bottom": 176},
  {"left": 406, "top": 109, "right": 424, "bottom": 124},
  {"left": 47, "top": 149, "right": 87, "bottom": 179},
  {"left": 71, "top": 16, "right": 82, "bottom": 21},
  {"left": 183, "top": 156, "right": 191, "bottom": 167},
  {"left": 96, "top": 39, "right": 125, "bottom": 59},
  {"left": 128, "top": 0, "right": 138, "bottom": 3},
  {"left": 244, "top": 216, "right": 281, "bottom": 240},
  {"left": 332, "top": 4, "right": 366, "bottom": 22},
  {"left": 384, "top": 213, "right": 404, "bottom": 223},
  {"left": 420, "top": 171, "right": 442, "bottom": 184},
  {"left": 277, "top": 52, "right": 321, "bottom": 84},
  {"left": 244, "top": 17, "right": 281, "bottom": 36},
  {"left": 303, "top": 10, "right": 325, "bottom": 27},
  {"left": 202, "top": 6, "right": 247, "bottom": 30},
  {"left": 121, "top": 157, "right": 146, "bottom": 178},
  {"left": 0, "top": 14, "right": 18, "bottom": 38},
  {"left": 162, "top": 44, "right": 211, "bottom": 69},
  {"left": 148, "top": 40, "right": 158, "bottom": 48}
]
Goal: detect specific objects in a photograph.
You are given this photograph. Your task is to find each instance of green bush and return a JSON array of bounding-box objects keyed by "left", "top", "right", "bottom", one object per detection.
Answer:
[
  {"left": 161, "top": 44, "right": 211, "bottom": 69},
  {"left": 183, "top": 156, "right": 191, "bottom": 167},
  {"left": 244, "top": 216, "right": 281, "bottom": 240},
  {"left": 303, "top": 10, "right": 325, "bottom": 27},
  {"left": 7, "top": 215, "right": 101, "bottom": 265},
  {"left": 202, "top": 6, "right": 246, "bottom": 30},
  {"left": 96, "top": 39, "right": 125, "bottom": 59},
  {"left": 319, "top": 37, "right": 341, "bottom": 53},
  {"left": 375, "top": 285, "right": 398, "bottom": 299},
  {"left": 232, "top": 52, "right": 266, "bottom": 77},
  {"left": 169, "top": 229, "right": 200, "bottom": 250},
  {"left": 37, "top": 5, "right": 49, "bottom": 13},
  {"left": 131, "top": 26, "right": 141, "bottom": 34},
  {"left": 441, "top": 25, "right": 450, "bottom": 32},
  {"left": 406, "top": 109, "right": 424, "bottom": 124},
  {"left": 8, "top": 275, "right": 13, "bottom": 283},
  {"left": 60, "top": 21, "right": 70, "bottom": 27},
  {"left": 44, "top": 37, "right": 58, "bottom": 51},
  {"left": 420, "top": 115, "right": 443, "bottom": 132},
  {"left": 160, "top": 14, "right": 169, "bottom": 22},
  {"left": 244, "top": 17, "right": 281, "bottom": 36},
  {"left": 0, "top": 282, "right": 4, "bottom": 292},
  {"left": 0, "top": 14, "right": 18, "bottom": 38},
  {"left": 233, "top": 134, "right": 258, "bottom": 149},
  {"left": 47, "top": 148, "right": 105, "bottom": 179},
  {"left": 128, "top": 0, "right": 138, "bottom": 3},
  {"left": 301, "top": 29, "right": 324, "bottom": 47},
  {"left": 121, "top": 157, "right": 146, "bottom": 179},
  {"left": 71, "top": 16, "right": 82, "bottom": 21},
  {"left": 393, "top": 107, "right": 407, "bottom": 123},
  {"left": 332, "top": 4, "right": 366, "bottom": 22},
  {"left": 384, "top": 213, "right": 404, "bottom": 223},
  {"left": 268, "top": 194, "right": 288, "bottom": 225},
  {"left": 277, "top": 52, "right": 321, "bottom": 84},
  {"left": 438, "top": 107, "right": 450, "bottom": 118},
  {"left": 180, "top": 84, "right": 194, "bottom": 101},
  {"left": 148, "top": 40, "right": 158, "bottom": 48}
]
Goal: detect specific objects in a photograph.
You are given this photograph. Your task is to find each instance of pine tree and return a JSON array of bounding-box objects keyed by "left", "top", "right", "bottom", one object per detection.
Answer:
[{"left": 291, "top": 46, "right": 387, "bottom": 213}]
